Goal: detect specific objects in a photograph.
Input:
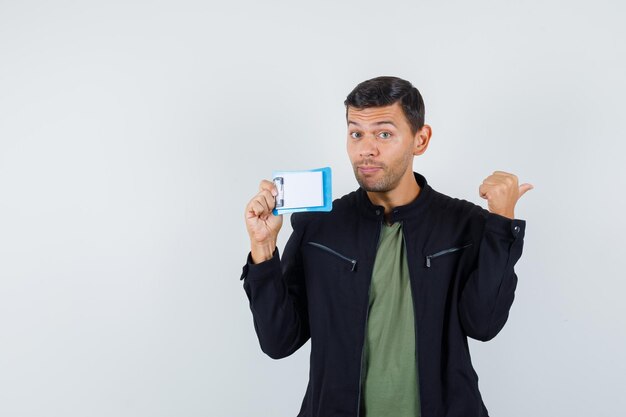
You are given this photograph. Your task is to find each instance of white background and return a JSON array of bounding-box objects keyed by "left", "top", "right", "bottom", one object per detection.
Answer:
[{"left": 1, "top": 1, "right": 625, "bottom": 416}]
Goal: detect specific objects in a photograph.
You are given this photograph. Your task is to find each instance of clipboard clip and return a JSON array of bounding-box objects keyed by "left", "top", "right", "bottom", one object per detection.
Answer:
[{"left": 273, "top": 177, "right": 284, "bottom": 208}]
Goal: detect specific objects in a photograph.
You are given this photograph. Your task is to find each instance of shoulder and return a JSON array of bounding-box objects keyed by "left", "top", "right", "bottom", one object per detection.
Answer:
[
  {"left": 429, "top": 187, "right": 522, "bottom": 241},
  {"left": 428, "top": 187, "right": 489, "bottom": 224}
]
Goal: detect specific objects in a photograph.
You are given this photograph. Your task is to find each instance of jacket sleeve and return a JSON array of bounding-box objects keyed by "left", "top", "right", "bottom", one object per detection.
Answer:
[
  {"left": 458, "top": 210, "right": 526, "bottom": 341},
  {"left": 239, "top": 214, "right": 310, "bottom": 359}
]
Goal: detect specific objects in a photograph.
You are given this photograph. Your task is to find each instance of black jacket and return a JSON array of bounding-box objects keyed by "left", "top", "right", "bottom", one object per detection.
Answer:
[{"left": 240, "top": 172, "right": 526, "bottom": 417}]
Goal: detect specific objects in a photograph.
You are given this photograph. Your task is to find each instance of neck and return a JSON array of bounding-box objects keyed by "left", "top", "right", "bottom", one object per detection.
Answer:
[{"left": 366, "top": 171, "right": 421, "bottom": 221}]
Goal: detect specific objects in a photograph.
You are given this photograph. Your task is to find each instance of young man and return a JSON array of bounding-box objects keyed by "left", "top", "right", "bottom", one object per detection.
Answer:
[{"left": 241, "top": 76, "right": 532, "bottom": 417}]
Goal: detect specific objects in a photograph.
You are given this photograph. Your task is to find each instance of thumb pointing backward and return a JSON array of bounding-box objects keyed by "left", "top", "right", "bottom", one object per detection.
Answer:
[{"left": 518, "top": 183, "right": 534, "bottom": 198}]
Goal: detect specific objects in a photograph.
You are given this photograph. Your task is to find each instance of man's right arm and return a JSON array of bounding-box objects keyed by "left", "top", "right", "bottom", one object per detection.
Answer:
[{"left": 240, "top": 181, "right": 310, "bottom": 359}]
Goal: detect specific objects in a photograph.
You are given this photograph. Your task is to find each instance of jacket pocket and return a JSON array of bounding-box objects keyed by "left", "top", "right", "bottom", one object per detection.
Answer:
[
  {"left": 425, "top": 242, "right": 473, "bottom": 268},
  {"left": 307, "top": 241, "right": 358, "bottom": 272}
]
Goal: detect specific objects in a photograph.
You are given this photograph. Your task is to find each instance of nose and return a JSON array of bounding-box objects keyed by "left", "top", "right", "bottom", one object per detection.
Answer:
[{"left": 359, "top": 135, "right": 378, "bottom": 158}]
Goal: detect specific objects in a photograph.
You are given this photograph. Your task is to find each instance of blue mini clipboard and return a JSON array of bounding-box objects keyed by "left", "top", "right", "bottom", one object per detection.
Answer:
[{"left": 272, "top": 167, "right": 332, "bottom": 215}]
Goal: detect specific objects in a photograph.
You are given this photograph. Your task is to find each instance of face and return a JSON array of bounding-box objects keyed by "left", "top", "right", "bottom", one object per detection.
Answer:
[{"left": 346, "top": 102, "right": 422, "bottom": 193}]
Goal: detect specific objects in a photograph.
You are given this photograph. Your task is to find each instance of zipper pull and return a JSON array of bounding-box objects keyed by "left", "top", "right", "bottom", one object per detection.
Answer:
[
  {"left": 351, "top": 260, "right": 357, "bottom": 271},
  {"left": 425, "top": 256, "right": 431, "bottom": 268}
]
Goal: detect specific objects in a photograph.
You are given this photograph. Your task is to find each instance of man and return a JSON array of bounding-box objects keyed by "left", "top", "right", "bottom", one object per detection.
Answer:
[{"left": 241, "top": 76, "right": 532, "bottom": 417}]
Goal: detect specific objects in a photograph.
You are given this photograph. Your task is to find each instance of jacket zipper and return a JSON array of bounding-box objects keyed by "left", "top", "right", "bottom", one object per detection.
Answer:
[
  {"left": 402, "top": 225, "right": 422, "bottom": 416},
  {"left": 355, "top": 222, "right": 383, "bottom": 417},
  {"left": 307, "top": 242, "right": 358, "bottom": 271},
  {"left": 425, "top": 242, "right": 473, "bottom": 268}
]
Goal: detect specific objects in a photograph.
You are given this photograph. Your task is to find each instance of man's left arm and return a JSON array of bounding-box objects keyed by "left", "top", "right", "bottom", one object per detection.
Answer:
[{"left": 458, "top": 171, "right": 533, "bottom": 341}]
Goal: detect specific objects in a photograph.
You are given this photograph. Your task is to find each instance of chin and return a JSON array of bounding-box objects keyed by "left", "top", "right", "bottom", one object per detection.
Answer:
[
  {"left": 353, "top": 166, "right": 394, "bottom": 192},
  {"left": 356, "top": 177, "right": 391, "bottom": 193}
]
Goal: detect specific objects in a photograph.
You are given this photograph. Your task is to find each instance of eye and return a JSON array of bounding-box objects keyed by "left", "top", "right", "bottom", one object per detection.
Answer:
[
  {"left": 350, "top": 131, "right": 362, "bottom": 139},
  {"left": 378, "top": 131, "right": 391, "bottom": 139}
]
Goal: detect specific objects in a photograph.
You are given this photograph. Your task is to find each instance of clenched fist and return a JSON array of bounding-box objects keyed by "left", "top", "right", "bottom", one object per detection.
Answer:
[
  {"left": 479, "top": 171, "right": 533, "bottom": 219},
  {"left": 245, "top": 180, "right": 284, "bottom": 264}
]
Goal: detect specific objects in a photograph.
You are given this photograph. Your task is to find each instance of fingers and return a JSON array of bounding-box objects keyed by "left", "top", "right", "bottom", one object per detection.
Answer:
[
  {"left": 250, "top": 199, "right": 268, "bottom": 217},
  {"left": 478, "top": 183, "right": 489, "bottom": 199},
  {"left": 492, "top": 170, "right": 512, "bottom": 175},
  {"left": 485, "top": 171, "right": 517, "bottom": 184},
  {"left": 481, "top": 171, "right": 522, "bottom": 196},
  {"left": 248, "top": 191, "right": 274, "bottom": 218},
  {"left": 258, "top": 189, "right": 277, "bottom": 213},
  {"left": 480, "top": 172, "right": 534, "bottom": 200},
  {"left": 479, "top": 174, "right": 515, "bottom": 198},
  {"left": 259, "top": 180, "right": 278, "bottom": 197},
  {"left": 247, "top": 181, "right": 278, "bottom": 220}
]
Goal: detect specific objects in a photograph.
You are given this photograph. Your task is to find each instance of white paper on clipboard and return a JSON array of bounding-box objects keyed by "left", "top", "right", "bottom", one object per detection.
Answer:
[{"left": 275, "top": 171, "right": 323, "bottom": 209}]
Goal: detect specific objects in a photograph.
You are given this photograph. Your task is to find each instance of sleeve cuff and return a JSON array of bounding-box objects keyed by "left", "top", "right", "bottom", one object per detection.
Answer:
[
  {"left": 240, "top": 247, "right": 281, "bottom": 281},
  {"left": 484, "top": 212, "right": 526, "bottom": 240}
]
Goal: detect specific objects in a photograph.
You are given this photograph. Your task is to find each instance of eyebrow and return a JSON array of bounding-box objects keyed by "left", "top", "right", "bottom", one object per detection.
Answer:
[{"left": 348, "top": 120, "right": 397, "bottom": 128}]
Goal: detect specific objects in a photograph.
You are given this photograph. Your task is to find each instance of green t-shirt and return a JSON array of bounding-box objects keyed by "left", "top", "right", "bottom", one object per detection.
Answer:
[{"left": 361, "top": 222, "right": 420, "bottom": 417}]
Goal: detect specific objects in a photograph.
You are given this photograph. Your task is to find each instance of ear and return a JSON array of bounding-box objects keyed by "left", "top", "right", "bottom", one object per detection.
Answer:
[{"left": 413, "top": 124, "right": 432, "bottom": 156}]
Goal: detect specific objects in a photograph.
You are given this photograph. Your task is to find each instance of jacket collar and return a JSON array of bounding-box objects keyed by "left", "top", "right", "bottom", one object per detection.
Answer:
[{"left": 356, "top": 171, "right": 434, "bottom": 222}]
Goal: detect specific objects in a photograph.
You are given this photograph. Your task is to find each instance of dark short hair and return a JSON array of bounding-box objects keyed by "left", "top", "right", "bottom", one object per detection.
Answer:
[{"left": 344, "top": 76, "right": 425, "bottom": 135}]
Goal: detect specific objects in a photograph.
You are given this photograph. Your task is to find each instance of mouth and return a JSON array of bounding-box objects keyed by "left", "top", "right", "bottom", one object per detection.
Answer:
[{"left": 358, "top": 165, "right": 383, "bottom": 174}]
